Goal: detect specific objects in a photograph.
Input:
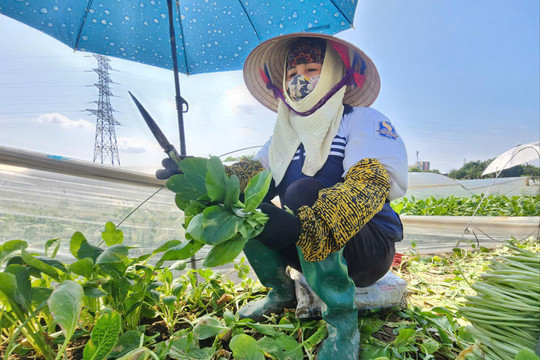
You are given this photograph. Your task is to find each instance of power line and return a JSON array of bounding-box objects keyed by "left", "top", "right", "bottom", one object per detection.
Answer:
[{"left": 0, "top": 110, "right": 88, "bottom": 115}]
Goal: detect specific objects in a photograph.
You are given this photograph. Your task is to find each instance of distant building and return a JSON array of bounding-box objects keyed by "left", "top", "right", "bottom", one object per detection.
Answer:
[
  {"left": 418, "top": 161, "right": 430, "bottom": 171},
  {"left": 409, "top": 161, "right": 430, "bottom": 171}
]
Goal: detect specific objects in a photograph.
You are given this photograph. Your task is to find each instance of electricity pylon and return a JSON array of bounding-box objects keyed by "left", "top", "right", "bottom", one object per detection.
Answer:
[{"left": 87, "top": 54, "right": 121, "bottom": 165}]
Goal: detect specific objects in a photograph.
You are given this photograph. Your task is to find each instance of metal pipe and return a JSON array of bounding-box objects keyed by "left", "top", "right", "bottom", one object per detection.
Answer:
[{"left": 166, "top": 0, "right": 187, "bottom": 156}]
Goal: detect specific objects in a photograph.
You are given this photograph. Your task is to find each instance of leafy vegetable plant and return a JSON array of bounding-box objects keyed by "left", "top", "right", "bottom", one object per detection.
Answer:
[
  {"left": 166, "top": 156, "right": 272, "bottom": 267},
  {"left": 391, "top": 194, "right": 540, "bottom": 216}
]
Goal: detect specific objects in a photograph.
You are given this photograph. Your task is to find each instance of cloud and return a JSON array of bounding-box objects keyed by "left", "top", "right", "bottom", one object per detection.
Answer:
[
  {"left": 117, "top": 136, "right": 161, "bottom": 154},
  {"left": 225, "top": 86, "right": 262, "bottom": 116},
  {"left": 37, "top": 113, "right": 94, "bottom": 130}
]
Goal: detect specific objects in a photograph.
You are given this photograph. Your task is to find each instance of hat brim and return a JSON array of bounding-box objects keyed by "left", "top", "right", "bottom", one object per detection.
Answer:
[{"left": 243, "top": 33, "right": 380, "bottom": 113}]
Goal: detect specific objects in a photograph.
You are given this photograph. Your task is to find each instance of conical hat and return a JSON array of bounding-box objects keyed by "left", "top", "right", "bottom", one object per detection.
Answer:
[{"left": 243, "top": 32, "right": 380, "bottom": 112}]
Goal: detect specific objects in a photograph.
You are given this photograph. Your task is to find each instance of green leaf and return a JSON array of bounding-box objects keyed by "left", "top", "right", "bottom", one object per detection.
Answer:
[
  {"left": 101, "top": 222, "right": 124, "bottom": 246},
  {"left": 155, "top": 240, "right": 203, "bottom": 268},
  {"left": 360, "top": 318, "right": 385, "bottom": 338},
  {"left": 36, "top": 257, "right": 68, "bottom": 273},
  {"left": 99, "top": 262, "right": 127, "bottom": 279},
  {"left": 273, "top": 335, "right": 303, "bottom": 360},
  {"left": 223, "top": 174, "right": 240, "bottom": 210},
  {"left": 257, "top": 337, "right": 282, "bottom": 354},
  {"left": 247, "top": 323, "right": 295, "bottom": 337},
  {"left": 5, "top": 264, "right": 32, "bottom": 307},
  {"left": 359, "top": 344, "right": 391, "bottom": 360},
  {"left": 1, "top": 239, "right": 28, "bottom": 253},
  {"left": 302, "top": 325, "right": 327, "bottom": 351},
  {"left": 193, "top": 317, "right": 230, "bottom": 340},
  {"left": 83, "top": 285, "right": 107, "bottom": 298},
  {"left": 223, "top": 309, "right": 236, "bottom": 326},
  {"left": 1, "top": 271, "right": 30, "bottom": 316},
  {"left": 0, "top": 240, "right": 27, "bottom": 268},
  {"left": 152, "top": 240, "right": 182, "bottom": 254},
  {"left": 45, "top": 238, "right": 61, "bottom": 258},
  {"left": 48, "top": 280, "right": 84, "bottom": 340},
  {"left": 70, "top": 231, "right": 87, "bottom": 258},
  {"left": 31, "top": 287, "right": 52, "bottom": 307},
  {"left": 420, "top": 338, "right": 440, "bottom": 354},
  {"left": 186, "top": 213, "right": 204, "bottom": 242},
  {"left": 243, "top": 170, "right": 272, "bottom": 212},
  {"left": 183, "top": 200, "right": 207, "bottom": 220},
  {"left": 162, "top": 295, "right": 176, "bottom": 307},
  {"left": 515, "top": 348, "right": 540, "bottom": 360},
  {"left": 197, "top": 205, "right": 243, "bottom": 245},
  {"left": 229, "top": 334, "right": 265, "bottom": 360},
  {"left": 96, "top": 244, "right": 129, "bottom": 265},
  {"left": 21, "top": 250, "right": 60, "bottom": 280},
  {"left": 169, "top": 335, "right": 214, "bottom": 360},
  {"left": 109, "top": 330, "right": 142, "bottom": 359},
  {"left": 203, "top": 236, "right": 248, "bottom": 267},
  {"left": 206, "top": 156, "right": 228, "bottom": 203},
  {"left": 83, "top": 309, "right": 121, "bottom": 360},
  {"left": 68, "top": 258, "right": 94, "bottom": 279},
  {"left": 167, "top": 158, "right": 209, "bottom": 209},
  {"left": 393, "top": 328, "right": 416, "bottom": 348},
  {"left": 77, "top": 241, "right": 103, "bottom": 262}
]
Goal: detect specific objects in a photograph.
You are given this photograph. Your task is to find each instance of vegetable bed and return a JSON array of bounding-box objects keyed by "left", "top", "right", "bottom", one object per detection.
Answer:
[
  {"left": 1, "top": 228, "right": 538, "bottom": 359},
  {"left": 391, "top": 195, "right": 540, "bottom": 216}
]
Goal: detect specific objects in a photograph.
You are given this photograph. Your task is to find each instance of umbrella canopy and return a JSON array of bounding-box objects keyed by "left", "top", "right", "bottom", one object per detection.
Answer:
[
  {"left": 1, "top": 0, "right": 359, "bottom": 156},
  {"left": 0, "top": 0, "right": 358, "bottom": 75},
  {"left": 482, "top": 141, "right": 540, "bottom": 176}
]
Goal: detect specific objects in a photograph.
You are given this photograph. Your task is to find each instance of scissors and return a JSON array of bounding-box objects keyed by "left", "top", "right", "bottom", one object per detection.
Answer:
[{"left": 129, "top": 91, "right": 184, "bottom": 169}]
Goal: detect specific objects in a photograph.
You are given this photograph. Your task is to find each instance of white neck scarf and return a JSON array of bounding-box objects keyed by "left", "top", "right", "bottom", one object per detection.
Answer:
[{"left": 269, "top": 43, "right": 346, "bottom": 186}]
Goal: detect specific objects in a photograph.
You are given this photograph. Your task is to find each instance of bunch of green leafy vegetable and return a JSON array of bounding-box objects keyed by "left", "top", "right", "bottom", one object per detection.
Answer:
[
  {"left": 391, "top": 194, "right": 540, "bottom": 216},
  {"left": 166, "top": 156, "right": 272, "bottom": 267},
  {"left": 459, "top": 243, "right": 540, "bottom": 360}
]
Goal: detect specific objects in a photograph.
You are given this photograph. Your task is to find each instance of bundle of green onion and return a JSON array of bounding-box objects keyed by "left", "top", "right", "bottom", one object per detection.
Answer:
[{"left": 459, "top": 243, "right": 540, "bottom": 360}]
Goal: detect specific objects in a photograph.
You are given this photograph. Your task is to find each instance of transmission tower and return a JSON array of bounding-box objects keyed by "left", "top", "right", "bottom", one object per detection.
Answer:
[{"left": 87, "top": 54, "right": 121, "bottom": 165}]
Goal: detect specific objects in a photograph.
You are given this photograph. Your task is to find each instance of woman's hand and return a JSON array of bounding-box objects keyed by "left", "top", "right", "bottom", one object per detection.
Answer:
[{"left": 155, "top": 156, "right": 192, "bottom": 180}]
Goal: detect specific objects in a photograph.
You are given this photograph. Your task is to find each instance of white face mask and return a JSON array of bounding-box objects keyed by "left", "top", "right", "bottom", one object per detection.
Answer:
[{"left": 287, "top": 74, "right": 320, "bottom": 101}]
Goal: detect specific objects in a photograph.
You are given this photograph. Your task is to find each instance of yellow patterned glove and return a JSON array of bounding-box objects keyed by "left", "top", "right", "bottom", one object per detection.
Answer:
[
  {"left": 296, "top": 158, "right": 390, "bottom": 262},
  {"left": 224, "top": 158, "right": 265, "bottom": 192}
]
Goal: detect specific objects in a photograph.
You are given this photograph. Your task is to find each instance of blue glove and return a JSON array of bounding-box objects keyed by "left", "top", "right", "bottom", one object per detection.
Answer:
[
  {"left": 155, "top": 157, "right": 181, "bottom": 180},
  {"left": 257, "top": 203, "right": 301, "bottom": 250},
  {"left": 155, "top": 156, "right": 193, "bottom": 180}
]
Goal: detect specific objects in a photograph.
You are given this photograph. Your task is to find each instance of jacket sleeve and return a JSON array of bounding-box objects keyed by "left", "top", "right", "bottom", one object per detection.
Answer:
[
  {"left": 225, "top": 158, "right": 265, "bottom": 192},
  {"left": 295, "top": 158, "right": 390, "bottom": 262}
]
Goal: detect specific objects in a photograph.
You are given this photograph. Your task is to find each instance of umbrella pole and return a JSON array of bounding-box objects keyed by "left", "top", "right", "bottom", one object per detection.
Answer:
[
  {"left": 166, "top": 0, "right": 187, "bottom": 157},
  {"left": 167, "top": 0, "right": 198, "bottom": 273}
]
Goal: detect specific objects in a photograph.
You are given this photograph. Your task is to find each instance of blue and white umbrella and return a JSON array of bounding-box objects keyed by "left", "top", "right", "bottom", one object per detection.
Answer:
[{"left": 0, "top": 0, "right": 359, "bottom": 153}]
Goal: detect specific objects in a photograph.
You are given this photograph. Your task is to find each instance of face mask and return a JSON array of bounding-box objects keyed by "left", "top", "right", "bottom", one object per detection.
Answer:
[{"left": 287, "top": 74, "right": 320, "bottom": 101}]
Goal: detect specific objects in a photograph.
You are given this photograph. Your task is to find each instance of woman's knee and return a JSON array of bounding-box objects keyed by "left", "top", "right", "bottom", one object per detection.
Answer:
[{"left": 283, "top": 178, "right": 325, "bottom": 212}]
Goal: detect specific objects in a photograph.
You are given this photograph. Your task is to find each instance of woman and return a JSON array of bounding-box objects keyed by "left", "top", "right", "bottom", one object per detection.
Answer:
[{"left": 158, "top": 33, "right": 408, "bottom": 359}]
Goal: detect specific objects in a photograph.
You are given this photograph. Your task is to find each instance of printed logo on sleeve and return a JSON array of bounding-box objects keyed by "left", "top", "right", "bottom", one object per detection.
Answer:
[{"left": 377, "top": 121, "right": 398, "bottom": 140}]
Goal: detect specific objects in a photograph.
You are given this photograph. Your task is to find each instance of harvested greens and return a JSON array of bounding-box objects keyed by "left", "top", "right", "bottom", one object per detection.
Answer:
[
  {"left": 459, "top": 243, "right": 540, "bottom": 359},
  {"left": 166, "top": 156, "right": 272, "bottom": 267}
]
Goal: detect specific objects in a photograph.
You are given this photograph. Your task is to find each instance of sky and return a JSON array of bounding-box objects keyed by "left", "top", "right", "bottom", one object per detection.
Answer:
[{"left": 0, "top": 0, "right": 538, "bottom": 174}]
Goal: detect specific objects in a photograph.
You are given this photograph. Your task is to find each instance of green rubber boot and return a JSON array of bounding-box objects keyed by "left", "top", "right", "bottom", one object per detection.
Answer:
[
  {"left": 238, "top": 238, "right": 296, "bottom": 322},
  {"left": 297, "top": 247, "right": 360, "bottom": 360}
]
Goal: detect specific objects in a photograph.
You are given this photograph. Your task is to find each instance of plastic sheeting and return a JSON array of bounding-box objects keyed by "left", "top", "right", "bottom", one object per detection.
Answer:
[
  {"left": 407, "top": 172, "right": 539, "bottom": 199},
  {"left": 1, "top": 147, "right": 538, "bottom": 272},
  {"left": 0, "top": 163, "right": 184, "bottom": 262}
]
